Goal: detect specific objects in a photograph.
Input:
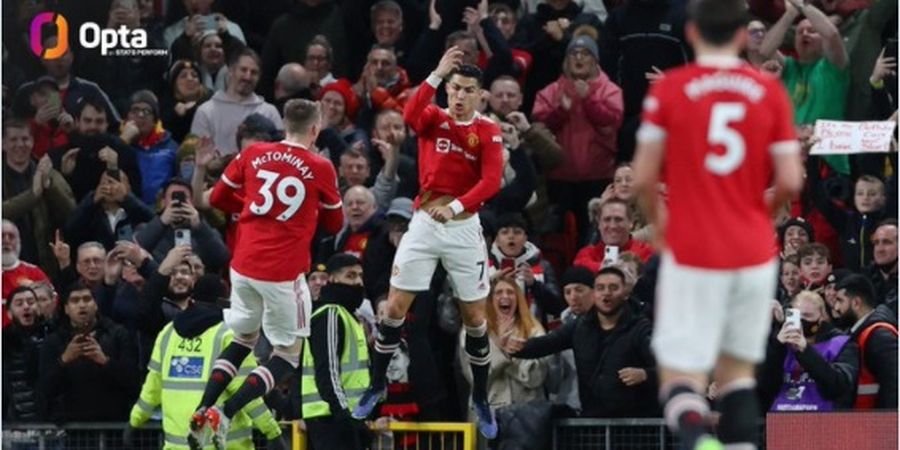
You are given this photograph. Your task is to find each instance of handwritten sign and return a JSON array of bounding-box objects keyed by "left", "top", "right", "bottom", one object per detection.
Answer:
[{"left": 810, "top": 120, "right": 896, "bottom": 155}]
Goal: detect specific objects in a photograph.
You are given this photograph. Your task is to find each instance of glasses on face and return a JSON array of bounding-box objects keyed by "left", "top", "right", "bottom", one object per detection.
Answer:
[
  {"left": 129, "top": 106, "right": 153, "bottom": 117},
  {"left": 749, "top": 28, "right": 766, "bottom": 38}
]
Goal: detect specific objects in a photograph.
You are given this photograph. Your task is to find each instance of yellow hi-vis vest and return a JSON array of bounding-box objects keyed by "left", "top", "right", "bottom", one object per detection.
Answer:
[
  {"left": 301, "top": 304, "right": 370, "bottom": 419},
  {"left": 129, "top": 321, "right": 281, "bottom": 449}
]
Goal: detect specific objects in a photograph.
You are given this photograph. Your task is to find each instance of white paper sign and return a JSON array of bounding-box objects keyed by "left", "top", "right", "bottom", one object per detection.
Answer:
[{"left": 810, "top": 120, "right": 896, "bottom": 155}]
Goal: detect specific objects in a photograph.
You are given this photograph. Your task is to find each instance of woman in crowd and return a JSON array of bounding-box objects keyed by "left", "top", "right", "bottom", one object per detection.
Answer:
[
  {"left": 760, "top": 290, "right": 858, "bottom": 412},
  {"left": 319, "top": 79, "right": 369, "bottom": 150},
  {"left": 459, "top": 278, "right": 548, "bottom": 445},
  {"left": 160, "top": 60, "right": 211, "bottom": 143}
]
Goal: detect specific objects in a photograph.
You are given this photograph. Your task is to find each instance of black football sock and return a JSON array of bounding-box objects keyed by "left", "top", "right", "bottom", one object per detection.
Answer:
[
  {"left": 370, "top": 315, "right": 405, "bottom": 390},
  {"left": 223, "top": 354, "right": 296, "bottom": 418},
  {"left": 199, "top": 340, "right": 254, "bottom": 409},
  {"left": 662, "top": 382, "right": 710, "bottom": 450},
  {"left": 717, "top": 379, "right": 759, "bottom": 450},
  {"left": 465, "top": 322, "right": 490, "bottom": 404}
]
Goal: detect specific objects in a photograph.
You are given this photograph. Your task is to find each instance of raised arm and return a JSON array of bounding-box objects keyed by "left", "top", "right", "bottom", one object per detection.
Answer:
[
  {"left": 759, "top": 2, "right": 799, "bottom": 62},
  {"left": 789, "top": 0, "right": 848, "bottom": 69}
]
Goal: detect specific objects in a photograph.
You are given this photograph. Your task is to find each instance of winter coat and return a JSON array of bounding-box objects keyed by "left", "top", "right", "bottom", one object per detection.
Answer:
[
  {"left": 513, "top": 305, "right": 658, "bottom": 418},
  {"left": 259, "top": 1, "right": 350, "bottom": 96},
  {"left": 189, "top": 91, "right": 282, "bottom": 155},
  {"left": 599, "top": 0, "right": 690, "bottom": 120},
  {"left": 48, "top": 133, "right": 144, "bottom": 203},
  {"left": 135, "top": 216, "right": 230, "bottom": 274},
  {"left": 2, "top": 161, "right": 76, "bottom": 278},
  {"left": 3, "top": 324, "right": 48, "bottom": 421},
  {"left": 573, "top": 237, "right": 654, "bottom": 273},
  {"left": 65, "top": 191, "right": 156, "bottom": 251},
  {"left": 515, "top": 1, "right": 604, "bottom": 111},
  {"left": 460, "top": 323, "right": 548, "bottom": 410},
  {"left": 133, "top": 130, "right": 179, "bottom": 205},
  {"left": 38, "top": 316, "right": 140, "bottom": 421},
  {"left": 850, "top": 304, "right": 898, "bottom": 408},
  {"left": 532, "top": 71, "right": 624, "bottom": 182}
]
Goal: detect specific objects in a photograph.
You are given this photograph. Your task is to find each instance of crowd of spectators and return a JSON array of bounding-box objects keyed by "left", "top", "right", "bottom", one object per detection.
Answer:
[{"left": 2, "top": 0, "right": 897, "bottom": 446}]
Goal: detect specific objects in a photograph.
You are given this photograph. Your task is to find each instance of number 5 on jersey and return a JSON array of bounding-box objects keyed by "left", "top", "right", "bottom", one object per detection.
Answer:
[
  {"left": 706, "top": 102, "right": 746, "bottom": 176},
  {"left": 250, "top": 169, "right": 307, "bottom": 221}
]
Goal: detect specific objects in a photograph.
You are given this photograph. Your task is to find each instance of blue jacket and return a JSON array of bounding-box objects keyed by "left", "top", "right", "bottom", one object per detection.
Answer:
[{"left": 134, "top": 131, "right": 178, "bottom": 205}]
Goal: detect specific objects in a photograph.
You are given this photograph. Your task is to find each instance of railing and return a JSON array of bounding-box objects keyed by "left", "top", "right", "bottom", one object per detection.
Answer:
[
  {"left": 2, "top": 421, "right": 477, "bottom": 450},
  {"left": 7, "top": 415, "right": 896, "bottom": 450}
]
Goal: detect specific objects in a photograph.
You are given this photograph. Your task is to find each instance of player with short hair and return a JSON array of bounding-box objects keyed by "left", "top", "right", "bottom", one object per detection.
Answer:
[
  {"left": 632, "top": 0, "right": 805, "bottom": 449},
  {"left": 352, "top": 46, "right": 504, "bottom": 439},
  {"left": 188, "top": 99, "right": 344, "bottom": 450}
]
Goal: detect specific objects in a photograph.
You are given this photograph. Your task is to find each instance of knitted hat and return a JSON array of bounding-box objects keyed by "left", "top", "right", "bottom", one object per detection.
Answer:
[
  {"left": 319, "top": 78, "right": 360, "bottom": 121},
  {"left": 560, "top": 266, "right": 595, "bottom": 289},
  {"left": 326, "top": 253, "right": 362, "bottom": 274},
  {"left": 567, "top": 35, "right": 599, "bottom": 61},
  {"left": 496, "top": 213, "right": 528, "bottom": 234},
  {"left": 193, "top": 274, "right": 226, "bottom": 304},
  {"left": 167, "top": 59, "right": 202, "bottom": 86},
  {"left": 778, "top": 217, "right": 815, "bottom": 245},
  {"left": 129, "top": 89, "right": 160, "bottom": 119}
]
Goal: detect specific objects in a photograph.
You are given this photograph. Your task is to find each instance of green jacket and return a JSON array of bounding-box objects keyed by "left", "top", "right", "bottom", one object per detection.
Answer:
[
  {"left": 2, "top": 162, "right": 75, "bottom": 278},
  {"left": 130, "top": 321, "right": 281, "bottom": 449}
]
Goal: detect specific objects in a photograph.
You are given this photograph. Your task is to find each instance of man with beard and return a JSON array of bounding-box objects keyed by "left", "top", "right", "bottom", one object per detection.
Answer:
[
  {"left": 38, "top": 282, "right": 139, "bottom": 424},
  {"left": 2, "top": 220, "right": 50, "bottom": 328},
  {"left": 301, "top": 253, "right": 370, "bottom": 450},
  {"left": 2, "top": 119, "right": 76, "bottom": 277},
  {"left": 866, "top": 220, "right": 898, "bottom": 310},
  {"left": 139, "top": 245, "right": 197, "bottom": 339},
  {"left": 191, "top": 49, "right": 283, "bottom": 155},
  {"left": 48, "top": 96, "right": 143, "bottom": 202},
  {"left": 506, "top": 266, "right": 658, "bottom": 418},
  {"left": 2, "top": 287, "right": 47, "bottom": 421},
  {"left": 831, "top": 274, "right": 898, "bottom": 409}
]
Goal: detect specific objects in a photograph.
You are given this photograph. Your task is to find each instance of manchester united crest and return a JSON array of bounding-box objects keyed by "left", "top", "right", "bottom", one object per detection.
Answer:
[{"left": 467, "top": 133, "right": 479, "bottom": 148}]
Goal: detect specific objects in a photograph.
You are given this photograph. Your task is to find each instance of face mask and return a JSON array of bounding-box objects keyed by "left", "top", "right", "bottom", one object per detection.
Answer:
[
  {"left": 180, "top": 161, "right": 195, "bottom": 182},
  {"left": 801, "top": 319, "right": 819, "bottom": 336}
]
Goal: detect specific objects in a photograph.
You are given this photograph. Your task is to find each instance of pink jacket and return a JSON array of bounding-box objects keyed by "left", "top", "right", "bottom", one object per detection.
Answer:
[{"left": 532, "top": 69, "right": 624, "bottom": 181}]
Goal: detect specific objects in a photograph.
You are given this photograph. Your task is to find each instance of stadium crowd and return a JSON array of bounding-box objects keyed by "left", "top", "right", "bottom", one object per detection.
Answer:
[{"left": 2, "top": 0, "right": 898, "bottom": 448}]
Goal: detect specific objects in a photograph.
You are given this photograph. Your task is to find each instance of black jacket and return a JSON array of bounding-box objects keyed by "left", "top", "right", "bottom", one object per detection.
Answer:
[
  {"left": 65, "top": 191, "right": 156, "bottom": 250},
  {"left": 807, "top": 157, "right": 891, "bottom": 271},
  {"left": 599, "top": 0, "right": 690, "bottom": 120},
  {"left": 513, "top": 305, "right": 658, "bottom": 418},
  {"left": 866, "top": 264, "right": 898, "bottom": 307},
  {"left": 516, "top": 1, "right": 603, "bottom": 112},
  {"left": 49, "top": 133, "right": 143, "bottom": 203},
  {"left": 851, "top": 304, "right": 898, "bottom": 409},
  {"left": 307, "top": 284, "right": 366, "bottom": 418},
  {"left": 38, "top": 316, "right": 140, "bottom": 422},
  {"left": 362, "top": 223, "right": 397, "bottom": 302},
  {"left": 758, "top": 322, "right": 859, "bottom": 410},
  {"left": 2, "top": 324, "right": 48, "bottom": 421}
]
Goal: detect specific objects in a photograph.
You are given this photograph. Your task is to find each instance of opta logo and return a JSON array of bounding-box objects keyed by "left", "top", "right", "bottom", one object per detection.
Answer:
[{"left": 30, "top": 12, "right": 69, "bottom": 59}]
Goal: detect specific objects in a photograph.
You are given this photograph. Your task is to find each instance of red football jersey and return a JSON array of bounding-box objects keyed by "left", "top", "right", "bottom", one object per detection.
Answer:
[
  {"left": 404, "top": 77, "right": 504, "bottom": 212},
  {"left": 639, "top": 57, "right": 798, "bottom": 269},
  {"left": 211, "top": 140, "right": 343, "bottom": 281}
]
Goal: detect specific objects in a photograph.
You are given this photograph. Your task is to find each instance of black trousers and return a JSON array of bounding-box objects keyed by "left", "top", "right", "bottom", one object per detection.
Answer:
[{"left": 306, "top": 414, "right": 367, "bottom": 450}]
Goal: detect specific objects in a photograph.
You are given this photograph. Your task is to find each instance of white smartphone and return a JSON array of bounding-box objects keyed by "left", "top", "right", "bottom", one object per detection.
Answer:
[
  {"left": 604, "top": 245, "right": 619, "bottom": 265},
  {"left": 784, "top": 307, "right": 801, "bottom": 330},
  {"left": 174, "top": 228, "right": 192, "bottom": 248}
]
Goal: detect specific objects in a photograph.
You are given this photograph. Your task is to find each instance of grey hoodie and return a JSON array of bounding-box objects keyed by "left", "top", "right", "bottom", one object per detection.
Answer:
[{"left": 190, "top": 91, "right": 283, "bottom": 155}]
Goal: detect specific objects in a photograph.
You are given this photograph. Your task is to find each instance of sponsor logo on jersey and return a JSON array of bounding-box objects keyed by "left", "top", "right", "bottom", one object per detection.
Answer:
[
  {"left": 168, "top": 356, "right": 205, "bottom": 379},
  {"left": 436, "top": 138, "right": 451, "bottom": 153}
]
